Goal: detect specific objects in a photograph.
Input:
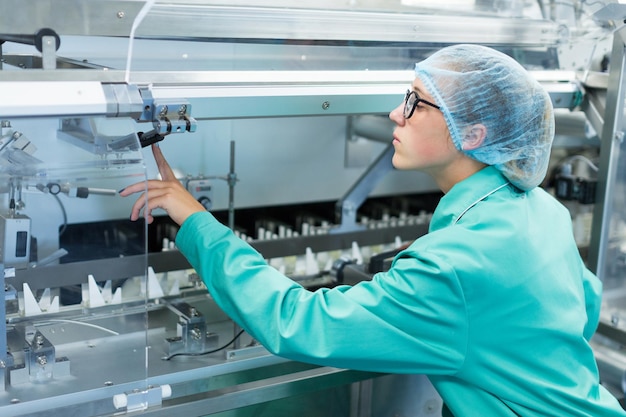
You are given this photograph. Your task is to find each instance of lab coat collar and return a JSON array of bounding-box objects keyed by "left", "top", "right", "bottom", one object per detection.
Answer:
[{"left": 429, "top": 166, "right": 511, "bottom": 232}]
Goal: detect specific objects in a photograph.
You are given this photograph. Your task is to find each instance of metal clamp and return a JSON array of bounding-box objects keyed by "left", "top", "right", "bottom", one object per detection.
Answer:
[{"left": 164, "top": 302, "right": 218, "bottom": 357}]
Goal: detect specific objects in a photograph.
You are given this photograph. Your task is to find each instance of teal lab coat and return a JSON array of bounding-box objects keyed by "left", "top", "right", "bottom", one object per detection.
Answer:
[{"left": 176, "top": 166, "right": 625, "bottom": 416}]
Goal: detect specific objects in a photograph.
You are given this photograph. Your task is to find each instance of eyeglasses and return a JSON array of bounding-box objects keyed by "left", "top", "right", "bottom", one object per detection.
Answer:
[{"left": 403, "top": 89, "right": 440, "bottom": 119}]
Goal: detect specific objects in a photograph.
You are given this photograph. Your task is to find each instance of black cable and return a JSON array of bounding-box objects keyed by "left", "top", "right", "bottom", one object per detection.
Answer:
[
  {"left": 52, "top": 194, "right": 68, "bottom": 236},
  {"left": 162, "top": 329, "right": 246, "bottom": 361}
]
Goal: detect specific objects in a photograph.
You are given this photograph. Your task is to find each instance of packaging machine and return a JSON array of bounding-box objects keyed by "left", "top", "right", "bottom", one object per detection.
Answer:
[{"left": 0, "top": 1, "right": 624, "bottom": 416}]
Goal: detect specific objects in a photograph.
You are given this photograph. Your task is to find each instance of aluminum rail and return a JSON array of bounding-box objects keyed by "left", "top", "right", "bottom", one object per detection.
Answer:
[{"left": 0, "top": 70, "right": 582, "bottom": 119}]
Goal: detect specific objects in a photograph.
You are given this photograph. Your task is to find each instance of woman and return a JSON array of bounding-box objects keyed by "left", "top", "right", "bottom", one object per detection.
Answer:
[{"left": 121, "top": 44, "right": 625, "bottom": 416}]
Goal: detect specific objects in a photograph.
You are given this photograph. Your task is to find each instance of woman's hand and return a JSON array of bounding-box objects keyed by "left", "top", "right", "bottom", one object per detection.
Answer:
[{"left": 119, "top": 144, "right": 205, "bottom": 225}]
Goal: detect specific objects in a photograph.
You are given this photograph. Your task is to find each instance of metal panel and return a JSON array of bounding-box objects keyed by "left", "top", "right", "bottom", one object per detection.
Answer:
[
  {"left": 137, "top": 4, "right": 563, "bottom": 45},
  {"left": 0, "top": 0, "right": 145, "bottom": 37},
  {"left": 0, "top": 1, "right": 562, "bottom": 46}
]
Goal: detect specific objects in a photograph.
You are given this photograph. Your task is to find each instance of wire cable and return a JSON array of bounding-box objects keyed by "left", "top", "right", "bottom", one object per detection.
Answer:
[
  {"left": 564, "top": 154, "right": 599, "bottom": 172},
  {"left": 38, "top": 319, "right": 120, "bottom": 336},
  {"left": 162, "top": 329, "right": 246, "bottom": 361}
]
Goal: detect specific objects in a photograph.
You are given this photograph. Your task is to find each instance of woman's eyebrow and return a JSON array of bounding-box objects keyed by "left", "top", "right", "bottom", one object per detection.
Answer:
[{"left": 412, "top": 86, "right": 431, "bottom": 99}]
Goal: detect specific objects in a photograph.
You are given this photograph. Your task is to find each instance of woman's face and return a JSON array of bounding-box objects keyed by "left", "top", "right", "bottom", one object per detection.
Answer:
[{"left": 388, "top": 78, "right": 459, "bottom": 176}]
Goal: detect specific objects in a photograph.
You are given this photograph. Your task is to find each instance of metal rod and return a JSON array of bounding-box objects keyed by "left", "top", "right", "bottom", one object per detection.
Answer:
[
  {"left": 228, "top": 140, "right": 236, "bottom": 231},
  {"left": 225, "top": 140, "right": 241, "bottom": 348}
]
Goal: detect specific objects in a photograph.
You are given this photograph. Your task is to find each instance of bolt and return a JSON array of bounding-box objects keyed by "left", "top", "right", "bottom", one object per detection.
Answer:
[
  {"left": 159, "top": 106, "right": 169, "bottom": 117},
  {"left": 117, "top": 11, "right": 125, "bottom": 19},
  {"left": 35, "top": 335, "right": 44, "bottom": 347},
  {"left": 614, "top": 131, "right": 624, "bottom": 143},
  {"left": 190, "top": 327, "right": 202, "bottom": 340},
  {"left": 321, "top": 101, "right": 330, "bottom": 110},
  {"left": 37, "top": 355, "right": 47, "bottom": 366},
  {"left": 178, "top": 105, "right": 188, "bottom": 115}
]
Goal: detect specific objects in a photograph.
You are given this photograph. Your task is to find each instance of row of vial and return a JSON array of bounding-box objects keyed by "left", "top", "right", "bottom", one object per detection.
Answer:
[
  {"left": 161, "top": 210, "right": 433, "bottom": 278},
  {"left": 240, "top": 210, "right": 432, "bottom": 242}
]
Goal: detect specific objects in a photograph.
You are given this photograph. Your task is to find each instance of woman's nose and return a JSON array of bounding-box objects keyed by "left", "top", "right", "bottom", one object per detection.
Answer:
[{"left": 389, "top": 102, "right": 405, "bottom": 124}]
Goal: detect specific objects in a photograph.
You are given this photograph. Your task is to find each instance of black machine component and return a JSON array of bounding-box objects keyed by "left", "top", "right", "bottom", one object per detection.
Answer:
[
  {"left": 553, "top": 156, "right": 599, "bottom": 205},
  {"left": 330, "top": 246, "right": 406, "bottom": 285},
  {"left": 368, "top": 247, "right": 405, "bottom": 274},
  {"left": 0, "top": 28, "right": 61, "bottom": 52},
  {"left": 138, "top": 130, "right": 165, "bottom": 148},
  {"left": 330, "top": 256, "right": 356, "bottom": 283},
  {"left": 555, "top": 173, "right": 597, "bottom": 204}
]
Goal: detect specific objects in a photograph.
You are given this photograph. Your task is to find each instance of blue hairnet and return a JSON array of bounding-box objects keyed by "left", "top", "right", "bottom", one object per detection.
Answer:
[{"left": 415, "top": 44, "right": 555, "bottom": 191}]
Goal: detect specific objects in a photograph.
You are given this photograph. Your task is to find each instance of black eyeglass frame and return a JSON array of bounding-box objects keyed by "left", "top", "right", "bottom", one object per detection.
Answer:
[{"left": 403, "top": 89, "right": 440, "bottom": 119}]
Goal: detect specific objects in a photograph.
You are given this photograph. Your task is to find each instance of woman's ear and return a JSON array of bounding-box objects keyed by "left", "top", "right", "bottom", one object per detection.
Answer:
[{"left": 462, "top": 124, "right": 487, "bottom": 150}]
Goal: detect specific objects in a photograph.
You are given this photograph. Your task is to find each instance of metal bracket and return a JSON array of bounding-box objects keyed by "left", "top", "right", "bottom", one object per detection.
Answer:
[
  {"left": 164, "top": 302, "right": 219, "bottom": 358},
  {"left": 151, "top": 101, "right": 198, "bottom": 135},
  {"left": 58, "top": 117, "right": 140, "bottom": 155},
  {"left": 8, "top": 327, "right": 70, "bottom": 385},
  {"left": 592, "top": 3, "right": 626, "bottom": 26},
  {"left": 330, "top": 144, "right": 395, "bottom": 234},
  {"left": 138, "top": 88, "right": 197, "bottom": 135}
]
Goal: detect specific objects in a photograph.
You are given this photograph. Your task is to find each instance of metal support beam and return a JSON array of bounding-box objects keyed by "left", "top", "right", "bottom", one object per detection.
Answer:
[
  {"left": 588, "top": 25, "right": 626, "bottom": 276},
  {"left": 331, "top": 144, "right": 395, "bottom": 234}
]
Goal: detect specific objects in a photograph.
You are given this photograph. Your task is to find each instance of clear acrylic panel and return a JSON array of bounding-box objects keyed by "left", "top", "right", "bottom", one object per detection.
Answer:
[{"left": 0, "top": 115, "right": 150, "bottom": 415}]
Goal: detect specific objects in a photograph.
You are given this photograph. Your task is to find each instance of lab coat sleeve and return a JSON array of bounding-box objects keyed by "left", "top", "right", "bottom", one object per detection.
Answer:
[
  {"left": 582, "top": 266, "right": 603, "bottom": 341},
  {"left": 175, "top": 212, "right": 467, "bottom": 375}
]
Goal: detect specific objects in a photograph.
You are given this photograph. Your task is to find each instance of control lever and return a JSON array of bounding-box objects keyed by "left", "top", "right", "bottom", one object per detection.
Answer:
[{"left": 138, "top": 130, "right": 165, "bottom": 148}]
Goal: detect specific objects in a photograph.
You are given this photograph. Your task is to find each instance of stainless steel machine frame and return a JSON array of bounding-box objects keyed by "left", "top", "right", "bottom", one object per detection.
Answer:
[
  {"left": 584, "top": 7, "right": 626, "bottom": 393},
  {"left": 0, "top": 1, "right": 620, "bottom": 416}
]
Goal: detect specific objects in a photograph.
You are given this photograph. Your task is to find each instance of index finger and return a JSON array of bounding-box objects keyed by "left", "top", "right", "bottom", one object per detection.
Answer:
[{"left": 152, "top": 144, "right": 177, "bottom": 181}]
